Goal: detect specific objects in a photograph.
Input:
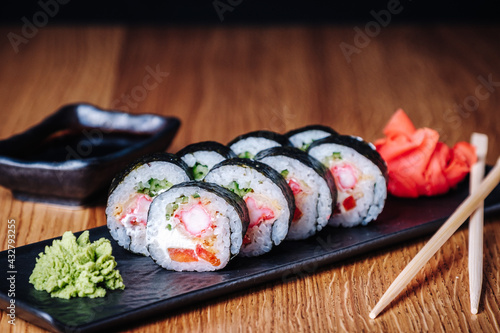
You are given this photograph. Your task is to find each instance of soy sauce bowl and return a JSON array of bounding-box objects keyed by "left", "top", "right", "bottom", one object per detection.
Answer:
[{"left": 0, "top": 103, "right": 180, "bottom": 206}]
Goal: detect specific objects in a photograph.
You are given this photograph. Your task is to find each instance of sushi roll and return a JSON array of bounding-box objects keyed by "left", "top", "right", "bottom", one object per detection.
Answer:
[
  {"left": 147, "top": 181, "right": 250, "bottom": 271},
  {"left": 228, "top": 130, "right": 292, "bottom": 159},
  {"left": 308, "top": 135, "right": 388, "bottom": 227},
  {"left": 106, "top": 153, "right": 191, "bottom": 256},
  {"left": 285, "top": 124, "right": 339, "bottom": 151},
  {"left": 255, "top": 147, "right": 337, "bottom": 240},
  {"left": 204, "top": 158, "right": 294, "bottom": 257},
  {"left": 177, "top": 141, "right": 237, "bottom": 180}
]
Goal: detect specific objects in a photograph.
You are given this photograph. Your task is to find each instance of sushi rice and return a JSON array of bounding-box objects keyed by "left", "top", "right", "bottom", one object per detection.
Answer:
[
  {"left": 105, "top": 126, "right": 390, "bottom": 272},
  {"left": 204, "top": 158, "right": 294, "bottom": 257},
  {"left": 106, "top": 154, "right": 190, "bottom": 256},
  {"left": 308, "top": 135, "right": 387, "bottom": 227},
  {"left": 255, "top": 147, "right": 337, "bottom": 240},
  {"left": 228, "top": 130, "right": 292, "bottom": 159},
  {"left": 177, "top": 141, "right": 236, "bottom": 180},
  {"left": 286, "top": 125, "right": 338, "bottom": 151},
  {"left": 147, "top": 182, "right": 249, "bottom": 271}
]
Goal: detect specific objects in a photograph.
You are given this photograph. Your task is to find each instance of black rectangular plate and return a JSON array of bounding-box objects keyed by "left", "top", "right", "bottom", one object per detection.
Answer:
[{"left": 1, "top": 168, "right": 500, "bottom": 333}]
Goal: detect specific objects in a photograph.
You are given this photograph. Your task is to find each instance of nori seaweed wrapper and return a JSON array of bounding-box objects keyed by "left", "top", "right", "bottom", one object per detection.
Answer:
[
  {"left": 108, "top": 152, "right": 191, "bottom": 196},
  {"left": 177, "top": 141, "right": 236, "bottom": 160},
  {"left": 285, "top": 124, "right": 339, "bottom": 139},
  {"left": 254, "top": 146, "right": 337, "bottom": 209},
  {"left": 206, "top": 157, "right": 295, "bottom": 228},
  {"left": 227, "top": 130, "right": 292, "bottom": 148},
  {"left": 307, "top": 135, "right": 388, "bottom": 180}
]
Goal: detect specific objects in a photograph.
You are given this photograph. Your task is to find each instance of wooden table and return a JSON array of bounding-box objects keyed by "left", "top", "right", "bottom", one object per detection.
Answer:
[{"left": 0, "top": 24, "right": 499, "bottom": 332}]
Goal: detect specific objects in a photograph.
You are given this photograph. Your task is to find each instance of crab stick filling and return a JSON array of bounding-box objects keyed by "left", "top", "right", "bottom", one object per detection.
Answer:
[
  {"left": 224, "top": 180, "right": 279, "bottom": 228},
  {"left": 241, "top": 192, "right": 281, "bottom": 246},
  {"left": 245, "top": 196, "right": 275, "bottom": 228},
  {"left": 288, "top": 178, "right": 303, "bottom": 221},
  {"left": 331, "top": 163, "right": 358, "bottom": 191},
  {"left": 174, "top": 202, "right": 212, "bottom": 236},
  {"left": 282, "top": 174, "right": 311, "bottom": 223},
  {"left": 114, "top": 177, "right": 173, "bottom": 227},
  {"left": 118, "top": 194, "right": 153, "bottom": 226},
  {"left": 326, "top": 155, "right": 363, "bottom": 214}
]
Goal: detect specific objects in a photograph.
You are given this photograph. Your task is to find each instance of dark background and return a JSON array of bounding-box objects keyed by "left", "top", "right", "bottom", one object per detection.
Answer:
[{"left": 1, "top": 0, "right": 499, "bottom": 25}]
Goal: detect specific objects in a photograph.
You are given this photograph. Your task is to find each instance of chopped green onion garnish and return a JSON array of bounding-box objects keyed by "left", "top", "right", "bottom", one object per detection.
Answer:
[
  {"left": 238, "top": 151, "right": 254, "bottom": 159},
  {"left": 280, "top": 169, "right": 289, "bottom": 178},
  {"left": 165, "top": 202, "right": 179, "bottom": 219},
  {"left": 174, "top": 195, "right": 188, "bottom": 204},
  {"left": 166, "top": 224, "right": 172, "bottom": 230}
]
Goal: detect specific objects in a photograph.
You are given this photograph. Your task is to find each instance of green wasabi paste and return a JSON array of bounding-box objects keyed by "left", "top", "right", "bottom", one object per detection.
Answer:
[{"left": 29, "top": 231, "right": 125, "bottom": 299}]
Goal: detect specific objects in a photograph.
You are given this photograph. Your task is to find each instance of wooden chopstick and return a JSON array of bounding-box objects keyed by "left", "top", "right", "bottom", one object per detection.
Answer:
[
  {"left": 369, "top": 157, "right": 500, "bottom": 319},
  {"left": 469, "top": 133, "right": 488, "bottom": 314}
]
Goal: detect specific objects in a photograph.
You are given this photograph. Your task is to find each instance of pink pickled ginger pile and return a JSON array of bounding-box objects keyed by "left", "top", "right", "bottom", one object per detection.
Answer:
[{"left": 374, "top": 109, "right": 477, "bottom": 198}]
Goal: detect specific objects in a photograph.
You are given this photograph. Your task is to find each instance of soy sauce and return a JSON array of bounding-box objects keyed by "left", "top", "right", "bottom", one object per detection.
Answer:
[{"left": 9, "top": 129, "right": 151, "bottom": 162}]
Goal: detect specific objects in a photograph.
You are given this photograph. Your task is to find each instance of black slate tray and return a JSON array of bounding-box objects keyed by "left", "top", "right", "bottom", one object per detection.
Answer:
[{"left": 1, "top": 169, "right": 500, "bottom": 333}]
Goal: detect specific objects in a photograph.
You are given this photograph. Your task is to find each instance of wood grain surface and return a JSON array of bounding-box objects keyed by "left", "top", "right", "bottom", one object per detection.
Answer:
[{"left": 0, "top": 24, "right": 499, "bottom": 332}]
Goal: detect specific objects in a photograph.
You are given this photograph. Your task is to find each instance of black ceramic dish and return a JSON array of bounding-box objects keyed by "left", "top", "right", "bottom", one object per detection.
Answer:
[
  {"left": 1, "top": 167, "right": 499, "bottom": 333},
  {"left": 0, "top": 103, "right": 180, "bottom": 206}
]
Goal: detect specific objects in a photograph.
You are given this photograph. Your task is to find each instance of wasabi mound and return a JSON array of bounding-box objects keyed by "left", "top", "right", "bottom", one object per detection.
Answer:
[{"left": 29, "top": 231, "right": 125, "bottom": 299}]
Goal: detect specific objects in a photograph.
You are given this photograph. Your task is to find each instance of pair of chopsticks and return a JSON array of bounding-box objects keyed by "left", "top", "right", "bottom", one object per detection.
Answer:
[{"left": 370, "top": 133, "right": 498, "bottom": 319}]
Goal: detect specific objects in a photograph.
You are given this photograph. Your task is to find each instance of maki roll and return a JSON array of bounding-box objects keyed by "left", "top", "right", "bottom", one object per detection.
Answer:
[
  {"left": 106, "top": 153, "right": 191, "bottom": 255},
  {"left": 177, "top": 141, "right": 236, "bottom": 180},
  {"left": 204, "top": 158, "right": 294, "bottom": 257},
  {"left": 147, "top": 182, "right": 249, "bottom": 271},
  {"left": 308, "top": 135, "right": 388, "bottom": 227},
  {"left": 286, "top": 125, "right": 338, "bottom": 151},
  {"left": 255, "top": 147, "right": 337, "bottom": 240},
  {"left": 228, "top": 130, "right": 292, "bottom": 159}
]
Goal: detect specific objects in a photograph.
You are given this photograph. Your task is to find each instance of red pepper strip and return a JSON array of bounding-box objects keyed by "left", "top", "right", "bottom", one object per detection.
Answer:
[
  {"left": 342, "top": 195, "right": 357, "bottom": 211},
  {"left": 243, "top": 234, "right": 251, "bottom": 245},
  {"left": 293, "top": 207, "right": 303, "bottom": 221},
  {"left": 196, "top": 244, "right": 221, "bottom": 266},
  {"left": 168, "top": 248, "right": 198, "bottom": 262},
  {"left": 288, "top": 178, "right": 302, "bottom": 195}
]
